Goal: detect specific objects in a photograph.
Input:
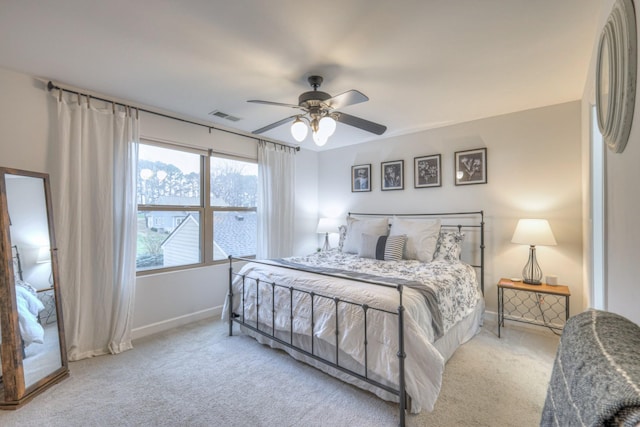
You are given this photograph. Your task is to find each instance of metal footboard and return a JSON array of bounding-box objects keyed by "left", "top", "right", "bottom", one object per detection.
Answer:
[
  {"left": 227, "top": 210, "right": 485, "bottom": 427},
  {"left": 228, "top": 256, "right": 408, "bottom": 426}
]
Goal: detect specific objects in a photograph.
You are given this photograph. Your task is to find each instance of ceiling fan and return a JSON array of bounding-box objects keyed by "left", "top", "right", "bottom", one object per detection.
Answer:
[{"left": 248, "top": 75, "right": 387, "bottom": 146}]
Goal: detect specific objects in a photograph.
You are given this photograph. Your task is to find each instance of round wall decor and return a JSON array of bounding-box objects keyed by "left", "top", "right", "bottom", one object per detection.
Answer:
[{"left": 596, "top": 0, "right": 637, "bottom": 153}]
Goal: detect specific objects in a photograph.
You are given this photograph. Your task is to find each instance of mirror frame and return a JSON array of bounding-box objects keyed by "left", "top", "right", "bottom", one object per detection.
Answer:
[
  {"left": 0, "top": 167, "right": 69, "bottom": 409},
  {"left": 596, "top": 0, "right": 637, "bottom": 153}
]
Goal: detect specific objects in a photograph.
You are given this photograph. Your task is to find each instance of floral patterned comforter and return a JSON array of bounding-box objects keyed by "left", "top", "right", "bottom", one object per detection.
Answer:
[{"left": 283, "top": 249, "right": 481, "bottom": 337}]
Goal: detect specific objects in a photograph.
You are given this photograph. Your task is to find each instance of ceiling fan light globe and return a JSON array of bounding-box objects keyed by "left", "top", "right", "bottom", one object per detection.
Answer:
[
  {"left": 313, "top": 131, "right": 328, "bottom": 147},
  {"left": 318, "top": 116, "right": 336, "bottom": 137},
  {"left": 291, "top": 119, "right": 308, "bottom": 142}
]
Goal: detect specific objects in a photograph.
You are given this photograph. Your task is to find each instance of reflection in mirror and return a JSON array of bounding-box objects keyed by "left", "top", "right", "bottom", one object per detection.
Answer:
[
  {"left": 0, "top": 168, "right": 68, "bottom": 408},
  {"left": 6, "top": 175, "right": 62, "bottom": 388}
]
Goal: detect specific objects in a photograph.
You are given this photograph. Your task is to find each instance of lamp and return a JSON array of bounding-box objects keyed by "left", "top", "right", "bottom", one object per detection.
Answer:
[
  {"left": 317, "top": 218, "right": 340, "bottom": 251},
  {"left": 291, "top": 115, "right": 336, "bottom": 147},
  {"left": 511, "top": 219, "right": 557, "bottom": 285}
]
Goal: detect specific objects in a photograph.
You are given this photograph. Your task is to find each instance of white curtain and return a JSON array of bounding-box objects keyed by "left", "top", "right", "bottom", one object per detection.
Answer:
[
  {"left": 257, "top": 141, "right": 296, "bottom": 258},
  {"left": 51, "top": 93, "right": 138, "bottom": 361}
]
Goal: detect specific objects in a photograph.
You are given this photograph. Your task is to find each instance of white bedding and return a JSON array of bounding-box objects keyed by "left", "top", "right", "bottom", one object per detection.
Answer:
[
  {"left": 223, "top": 250, "right": 483, "bottom": 413},
  {"left": 15, "top": 280, "right": 45, "bottom": 346}
]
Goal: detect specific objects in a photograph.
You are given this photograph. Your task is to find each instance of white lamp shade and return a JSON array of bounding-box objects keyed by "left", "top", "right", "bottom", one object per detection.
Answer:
[
  {"left": 511, "top": 219, "right": 557, "bottom": 246},
  {"left": 291, "top": 119, "right": 308, "bottom": 142},
  {"left": 317, "top": 218, "right": 340, "bottom": 234}
]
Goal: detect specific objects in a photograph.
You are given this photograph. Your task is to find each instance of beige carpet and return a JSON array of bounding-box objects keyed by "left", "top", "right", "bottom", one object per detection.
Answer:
[{"left": 0, "top": 317, "right": 558, "bottom": 427}]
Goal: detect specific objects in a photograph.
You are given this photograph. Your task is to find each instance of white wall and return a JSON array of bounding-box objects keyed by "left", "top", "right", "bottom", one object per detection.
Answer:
[
  {"left": 583, "top": 0, "right": 640, "bottom": 325},
  {"left": 317, "top": 102, "right": 584, "bottom": 316},
  {"left": 0, "top": 68, "right": 52, "bottom": 172}
]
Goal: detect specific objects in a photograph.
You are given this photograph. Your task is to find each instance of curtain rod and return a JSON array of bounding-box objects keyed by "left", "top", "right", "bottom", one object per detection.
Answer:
[{"left": 46, "top": 81, "right": 300, "bottom": 152}]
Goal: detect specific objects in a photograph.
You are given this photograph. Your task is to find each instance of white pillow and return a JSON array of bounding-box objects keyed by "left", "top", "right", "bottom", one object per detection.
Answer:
[
  {"left": 342, "top": 217, "right": 389, "bottom": 254},
  {"left": 389, "top": 217, "right": 441, "bottom": 262}
]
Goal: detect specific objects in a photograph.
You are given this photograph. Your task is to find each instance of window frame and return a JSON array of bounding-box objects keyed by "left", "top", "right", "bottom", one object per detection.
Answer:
[
  {"left": 209, "top": 154, "right": 258, "bottom": 262},
  {"left": 136, "top": 139, "right": 257, "bottom": 276}
]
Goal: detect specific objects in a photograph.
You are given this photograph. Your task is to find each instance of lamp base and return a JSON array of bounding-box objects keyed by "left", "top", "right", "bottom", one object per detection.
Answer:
[
  {"left": 322, "top": 233, "right": 330, "bottom": 252},
  {"left": 521, "top": 245, "right": 544, "bottom": 285}
]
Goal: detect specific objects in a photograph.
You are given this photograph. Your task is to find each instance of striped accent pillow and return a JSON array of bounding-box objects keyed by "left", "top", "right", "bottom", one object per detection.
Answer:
[
  {"left": 358, "top": 234, "right": 406, "bottom": 261},
  {"left": 383, "top": 234, "right": 406, "bottom": 261}
]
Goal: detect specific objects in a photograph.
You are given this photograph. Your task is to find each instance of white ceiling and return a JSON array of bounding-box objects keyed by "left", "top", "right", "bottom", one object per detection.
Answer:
[{"left": 0, "top": 0, "right": 602, "bottom": 151}]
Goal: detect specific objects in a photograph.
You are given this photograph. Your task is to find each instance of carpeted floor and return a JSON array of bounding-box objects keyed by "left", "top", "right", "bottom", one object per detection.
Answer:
[{"left": 0, "top": 317, "right": 559, "bottom": 426}]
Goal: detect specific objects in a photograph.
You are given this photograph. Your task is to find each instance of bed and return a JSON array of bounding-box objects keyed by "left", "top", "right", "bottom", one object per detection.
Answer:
[
  {"left": 223, "top": 211, "right": 485, "bottom": 425},
  {"left": 11, "top": 245, "right": 45, "bottom": 349}
]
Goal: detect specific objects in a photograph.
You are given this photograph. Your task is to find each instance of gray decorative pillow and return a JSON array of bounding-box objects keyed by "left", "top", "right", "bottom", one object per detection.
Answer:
[
  {"left": 358, "top": 233, "right": 406, "bottom": 261},
  {"left": 433, "top": 230, "right": 465, "bottom": 262}
]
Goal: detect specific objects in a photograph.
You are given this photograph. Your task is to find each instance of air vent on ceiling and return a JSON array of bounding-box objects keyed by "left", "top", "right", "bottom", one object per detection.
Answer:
[{"left": 209, "top": 110, "right": 241, "bottom": 122}]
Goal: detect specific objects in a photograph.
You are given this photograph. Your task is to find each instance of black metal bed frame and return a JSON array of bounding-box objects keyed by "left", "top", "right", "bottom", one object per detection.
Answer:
[
  {"left": 11, "top": 245, "right": 23, "bottom": 281},
  {"left": 227, "top": 211, "right": 484, "bottom": 427}
]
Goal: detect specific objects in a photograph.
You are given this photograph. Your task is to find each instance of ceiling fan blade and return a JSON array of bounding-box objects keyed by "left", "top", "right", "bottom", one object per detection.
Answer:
[
  {"left": 248, "top": 100, "right": 303, "bottom": 109},
  {"left": 325, "top": 90, "right": 369, "bottom": 110},
  {"left": 335, "top": 112, "right": 387, "bottom": 135},
  {"left": 252, "top": 115, "right": 298, "bottom": 134}
]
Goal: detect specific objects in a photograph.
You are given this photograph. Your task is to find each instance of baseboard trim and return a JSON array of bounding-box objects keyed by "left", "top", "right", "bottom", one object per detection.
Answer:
[
  {"left": 132, "top": 306, "right": 223, "bottom": 341},
  {"left": 484, "top": 310, "right": 498, "bottom": 323}
]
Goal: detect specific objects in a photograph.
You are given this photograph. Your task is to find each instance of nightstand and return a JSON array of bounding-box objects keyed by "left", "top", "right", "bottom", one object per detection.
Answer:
[
  {"left": 497, "top": 278, "right": 570, "bottom": 338},
  {"left": 37, "top": 287, "right": 57, "bottom": 325}
]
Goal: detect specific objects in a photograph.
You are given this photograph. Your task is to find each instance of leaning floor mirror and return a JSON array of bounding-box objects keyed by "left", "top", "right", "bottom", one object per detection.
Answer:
[{"left": 0, "top": 167, "right": 68, "bottom": 409}]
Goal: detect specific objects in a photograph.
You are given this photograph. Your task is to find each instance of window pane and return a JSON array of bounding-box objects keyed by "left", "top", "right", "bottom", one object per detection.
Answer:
[
  {"left": 137, "top": 210, "right": 201, "bottom": 270},
  {"left": 213, "top": 211, "right": 256, "bottom": 260},
  {"left": 210, "top": 157, "right": 257, "bottom": 207},
  {"left": 138, "top": 143, "right": 201, "bottom": 206}
]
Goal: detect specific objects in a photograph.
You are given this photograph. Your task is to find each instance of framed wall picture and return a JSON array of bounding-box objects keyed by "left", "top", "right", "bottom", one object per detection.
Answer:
[
  {"left": 414, "top": 154, "right": 441, "bottom": 188},
  {"left": 455, "top": 148, "right": 487, "bottom": 185},
  {"left": 351, "top": 164, "right": 371, "bottom": 192},
  {"left": 381, "top": 160, "right": 404, "bottom": 191}
]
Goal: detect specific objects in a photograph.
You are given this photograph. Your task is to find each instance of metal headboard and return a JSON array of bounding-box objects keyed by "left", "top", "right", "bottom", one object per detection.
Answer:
[
  {"left": 11, "top": 245, "right": 23, "bottom": 281},
  {"left": 347, "top": 211, "right": 485, "bottom": 295}
]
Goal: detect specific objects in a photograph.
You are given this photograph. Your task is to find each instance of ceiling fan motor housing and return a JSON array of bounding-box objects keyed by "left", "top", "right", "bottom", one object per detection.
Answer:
[{"left": 298, "top": 90, "right": 331, "bottom": 108}]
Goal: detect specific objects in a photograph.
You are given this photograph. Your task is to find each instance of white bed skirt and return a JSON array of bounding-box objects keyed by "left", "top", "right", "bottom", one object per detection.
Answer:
[{"left": 236, "top": 297, "right": 485, "bottom": 414}]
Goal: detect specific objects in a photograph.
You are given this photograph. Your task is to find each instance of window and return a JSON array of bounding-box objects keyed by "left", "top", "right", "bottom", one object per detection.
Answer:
[
  {"left": 136, "top": 141, "right": 257, "bottom": 273},
  {"left": 210, "top": 157, "right": 258, "bottom": 261},
  {"left": 591, "top": 105, "right": 606, "bottom": 309}
]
